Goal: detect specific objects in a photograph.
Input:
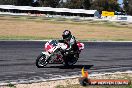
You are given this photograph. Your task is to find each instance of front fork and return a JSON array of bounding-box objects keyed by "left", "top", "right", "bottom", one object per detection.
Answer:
[
  {"left": 41, "top": 51, "right": 51, "bottom": 63},
  {"left": 42, "top": 51, "right": 58, "bottom": 63}
]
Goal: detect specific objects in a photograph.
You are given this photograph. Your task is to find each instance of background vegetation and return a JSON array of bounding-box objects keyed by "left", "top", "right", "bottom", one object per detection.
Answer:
[{"left": 0, "top": 0, "right": 132, "bottom": 15}]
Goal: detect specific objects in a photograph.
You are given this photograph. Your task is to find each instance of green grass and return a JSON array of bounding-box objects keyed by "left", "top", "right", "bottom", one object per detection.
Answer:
[
  {"left": 0, "top": 36, "right": 131, "bottom": 41},
  {"left": 7, "top": 83, "right": 16, "bottom": 88}
]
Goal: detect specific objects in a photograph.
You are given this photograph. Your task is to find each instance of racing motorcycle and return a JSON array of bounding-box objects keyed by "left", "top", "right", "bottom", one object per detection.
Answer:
[{"left": 36, "top": 40, "right": 84, "bottom": 68}]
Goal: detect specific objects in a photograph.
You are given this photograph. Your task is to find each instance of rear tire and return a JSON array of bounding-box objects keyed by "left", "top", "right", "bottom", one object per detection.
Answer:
[
  {"left": 63, "top": 54, "right": 79, "bottom": 66},
  {"left": 36, "top": 54, "right": 48, "bottom": 68}
]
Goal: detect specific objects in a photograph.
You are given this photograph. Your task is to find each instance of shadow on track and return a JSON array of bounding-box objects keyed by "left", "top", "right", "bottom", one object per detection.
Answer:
[{"left": 44, "top": 65, "right": 94, "bottom": 69}]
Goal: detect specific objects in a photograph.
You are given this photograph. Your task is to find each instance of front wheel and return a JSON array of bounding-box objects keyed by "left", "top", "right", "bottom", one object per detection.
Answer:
[{"left": 36, "top": 53, "right": 48, "bottom": 68}]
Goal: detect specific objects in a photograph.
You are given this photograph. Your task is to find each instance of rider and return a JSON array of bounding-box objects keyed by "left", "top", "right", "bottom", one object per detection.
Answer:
[
  {"left": 59, "top": 30, "right": 79, "bottom": 53},
  {"left": 59, "top": 30, "right": 79, "bottom": 65}
]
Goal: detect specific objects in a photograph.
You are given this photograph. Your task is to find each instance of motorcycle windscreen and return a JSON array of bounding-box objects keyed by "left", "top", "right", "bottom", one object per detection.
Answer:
[
  {"left": 45, "top": 40, "right": 58, "bottom": 53},
  {"left": 49, "top": 40, "right": 58, "bottom": 46}
]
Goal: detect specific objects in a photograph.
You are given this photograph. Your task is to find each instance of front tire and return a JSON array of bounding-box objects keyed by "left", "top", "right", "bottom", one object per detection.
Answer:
[{"left": 36, "top": 54, "right": 48, "bottom": 68}]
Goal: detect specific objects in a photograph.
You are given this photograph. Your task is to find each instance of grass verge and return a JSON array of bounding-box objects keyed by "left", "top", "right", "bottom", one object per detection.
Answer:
[
  {"left": 0, "top": 15, "right": 132, "bottom": 41},
  {"left": 0, "top": 36, "right": 57, "bottom": 40},
  {"left": 56, "top": 84, "right": 132, "bottom": 88}
]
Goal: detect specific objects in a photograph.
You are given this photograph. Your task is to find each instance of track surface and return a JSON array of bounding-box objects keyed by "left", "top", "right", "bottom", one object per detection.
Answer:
[{"left": 0, "top": 41, "right": 132, "bottom": 83}]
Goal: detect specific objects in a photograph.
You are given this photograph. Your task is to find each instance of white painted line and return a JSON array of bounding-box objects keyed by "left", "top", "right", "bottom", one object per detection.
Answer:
[{"left": 89, "top": 70, "right": 132, "bottom": 77}]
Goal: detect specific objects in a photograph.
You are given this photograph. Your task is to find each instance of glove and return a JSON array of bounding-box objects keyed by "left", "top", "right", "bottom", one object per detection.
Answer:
[
  {"left": 61, "top": 48, "right": 70, "bottom": 55},
  {"left": 66, "top": 48, "right": 71, "bottom": 51}
]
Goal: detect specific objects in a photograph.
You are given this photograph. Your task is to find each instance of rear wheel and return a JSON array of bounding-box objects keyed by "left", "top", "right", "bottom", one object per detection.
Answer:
[
  {"left": 36, "top": 54, "right": 48, "bottom": 68},
  {"left": 63, "top": 54, "right": 79, "bottom": 66}
]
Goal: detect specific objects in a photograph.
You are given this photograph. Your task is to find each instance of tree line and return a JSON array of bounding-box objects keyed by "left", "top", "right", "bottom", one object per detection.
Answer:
[{"left": 0, "top": 0, "right": 132, "bottom": 15}]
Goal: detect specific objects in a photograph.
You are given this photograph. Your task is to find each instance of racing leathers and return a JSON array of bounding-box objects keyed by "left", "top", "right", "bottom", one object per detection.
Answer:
[{"left": 58, "top": 35, "right": 79, "bottom": 53}]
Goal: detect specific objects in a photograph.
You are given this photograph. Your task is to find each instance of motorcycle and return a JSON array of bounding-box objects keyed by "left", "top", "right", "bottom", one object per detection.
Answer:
[{"left": 36, "top": 40, "right": 84, "bottom": 68}]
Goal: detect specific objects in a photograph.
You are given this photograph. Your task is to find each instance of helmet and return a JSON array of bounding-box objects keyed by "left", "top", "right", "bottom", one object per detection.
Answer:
[{"left": 62, "top": 30, "right": 71, "bottom": 40}]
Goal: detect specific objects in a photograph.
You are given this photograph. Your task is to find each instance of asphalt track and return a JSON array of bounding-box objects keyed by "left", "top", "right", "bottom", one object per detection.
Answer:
[{"left": 0, "top": 41, "right": 132, "bottom": 84}]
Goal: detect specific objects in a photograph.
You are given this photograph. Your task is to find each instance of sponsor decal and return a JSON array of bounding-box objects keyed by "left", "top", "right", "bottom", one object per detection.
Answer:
[
  {"left": 102, "top": 11, "right": 114, "bottom": 16},
  {"left": 79, "top": 67, "right": 131, "bottom": 86}
]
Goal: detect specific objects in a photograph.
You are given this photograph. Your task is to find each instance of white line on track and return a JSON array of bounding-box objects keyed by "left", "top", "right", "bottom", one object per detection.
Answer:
[{"left": 0, "top": 70, "right": 132, "bottom": 86}]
